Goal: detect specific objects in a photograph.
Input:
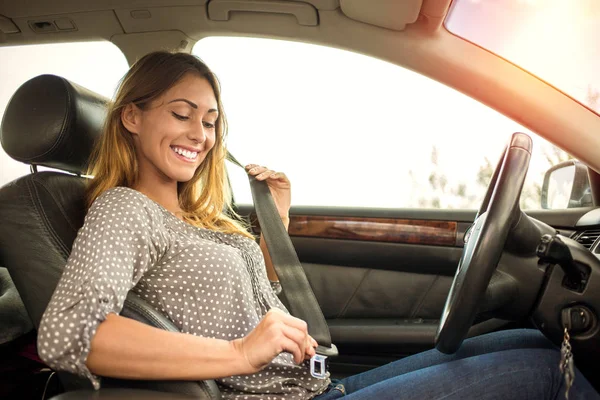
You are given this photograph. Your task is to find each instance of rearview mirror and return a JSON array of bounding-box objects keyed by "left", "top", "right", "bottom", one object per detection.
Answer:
[{"left": 541, "top": 160, "right": 592, "bottom": 209}]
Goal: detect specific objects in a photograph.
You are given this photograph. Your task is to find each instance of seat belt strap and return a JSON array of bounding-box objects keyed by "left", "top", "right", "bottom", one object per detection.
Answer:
[{"left": 226, "top": 152, "right": 337, "bottom": 356}]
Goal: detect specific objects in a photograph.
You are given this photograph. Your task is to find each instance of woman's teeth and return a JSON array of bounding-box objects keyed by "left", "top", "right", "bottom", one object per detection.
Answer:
[{"left": 171, "top": 146, "right": 198, "bottom": 160}]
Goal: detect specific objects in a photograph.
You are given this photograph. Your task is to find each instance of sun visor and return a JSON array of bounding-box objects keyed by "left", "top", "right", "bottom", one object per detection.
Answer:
[{"left": 340, "top": 0, "right": 423, "bottom": 31}]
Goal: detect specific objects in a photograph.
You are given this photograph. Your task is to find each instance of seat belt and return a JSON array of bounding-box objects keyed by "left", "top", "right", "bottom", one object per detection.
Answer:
[{"left": 227, "top": 152, "right": 338, "bottom": 357}]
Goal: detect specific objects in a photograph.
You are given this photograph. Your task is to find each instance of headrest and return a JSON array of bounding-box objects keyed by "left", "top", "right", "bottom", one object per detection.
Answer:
[{"left": 0, "top": 74, "right": 109, "bottom": 175}]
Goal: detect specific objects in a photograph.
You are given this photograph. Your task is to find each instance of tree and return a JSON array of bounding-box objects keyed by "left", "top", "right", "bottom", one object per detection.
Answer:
[
  {"left": 413, "top": 146, "right": 479, "bottom": 209},
  {"left": 475, "top": 142, "right": 571, "bottom": 210},
  {"left": 413, "top": 142, "right": 572, "bottom": 210},
  {"left": 476, "top": 157, "right": 494, "bottom": 187}
]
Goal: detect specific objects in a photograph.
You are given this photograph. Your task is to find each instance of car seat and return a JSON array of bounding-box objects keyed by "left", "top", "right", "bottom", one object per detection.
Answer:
[{"left": 0, "top": 74, "right": 221, "bottom": 399}]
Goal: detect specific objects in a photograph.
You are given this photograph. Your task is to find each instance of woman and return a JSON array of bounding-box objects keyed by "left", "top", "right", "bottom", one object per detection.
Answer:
[{"left": 37, "top": 51, "right": 598, "bottom": 399}]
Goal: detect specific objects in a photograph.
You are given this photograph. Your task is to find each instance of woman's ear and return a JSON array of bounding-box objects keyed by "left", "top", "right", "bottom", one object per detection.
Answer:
[{"left": 121, "top": 103, "right": 142, "bottom": 135}]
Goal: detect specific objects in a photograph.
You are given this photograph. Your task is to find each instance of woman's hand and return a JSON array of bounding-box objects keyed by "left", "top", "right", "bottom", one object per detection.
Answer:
[
  {"left": 245, "top": 164, "right": 291, "bottom": 220},
  {"left": 231, "top": 308, "right": 318, "bottom": 373}
]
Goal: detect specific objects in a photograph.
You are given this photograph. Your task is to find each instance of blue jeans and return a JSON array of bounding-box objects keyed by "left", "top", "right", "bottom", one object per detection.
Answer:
[{"left": 313, "top": 329, "right": 599, "bottom": 400}]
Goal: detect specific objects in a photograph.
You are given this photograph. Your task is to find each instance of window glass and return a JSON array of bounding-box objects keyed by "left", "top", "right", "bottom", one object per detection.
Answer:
[
  {"left": 446, "top": 0, "right": 600, "bottom": 116},
  {"left": 0, "top": 41, "right": 129, "bottom": 186},
  {"left": 193, "top": 36, "right": 573, "bottom": 210}
]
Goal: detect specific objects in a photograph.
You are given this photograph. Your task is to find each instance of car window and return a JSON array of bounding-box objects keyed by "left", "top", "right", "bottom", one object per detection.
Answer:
[
  {"left": 0, "top": 41, "right": 128, "bottom": 186},
  {"left": 193, "top": 37, "right": 576, "bottom": 211},
  {"left": 446, "top": 0, "right": 600, "bottom": 117}
]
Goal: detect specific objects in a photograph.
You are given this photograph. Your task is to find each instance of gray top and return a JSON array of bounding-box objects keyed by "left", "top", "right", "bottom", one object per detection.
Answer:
[{"left": 37, "top": 186, "right": 330, "bottom": 399}]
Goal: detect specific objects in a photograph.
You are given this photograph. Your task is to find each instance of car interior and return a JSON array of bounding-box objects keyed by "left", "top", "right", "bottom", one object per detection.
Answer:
[{"left": 1, "top": 0, "right": 600, "bottom": 399}]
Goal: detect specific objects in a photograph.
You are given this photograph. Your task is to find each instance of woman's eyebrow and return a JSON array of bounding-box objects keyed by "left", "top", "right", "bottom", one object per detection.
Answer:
[
  {"left": 168, "top": 98, "right": 218, "bottom": 114},
  {"left": 168, "top": 98, "right": 198, "bottom": 109}
]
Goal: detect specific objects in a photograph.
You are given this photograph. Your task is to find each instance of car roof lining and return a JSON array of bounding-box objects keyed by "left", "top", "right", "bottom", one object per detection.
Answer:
[{"left": 1, "top": 0, "right": 600, "bottom": 174}]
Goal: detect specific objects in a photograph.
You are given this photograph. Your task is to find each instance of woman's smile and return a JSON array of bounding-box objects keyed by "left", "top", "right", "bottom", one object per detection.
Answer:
[{"left": 170, "top": 145, "right": 199, "bottom": 163}]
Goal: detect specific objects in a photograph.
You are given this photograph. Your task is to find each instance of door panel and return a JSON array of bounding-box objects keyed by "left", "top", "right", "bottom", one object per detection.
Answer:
[
  {"left": 236, "top": 205, "right": 473, "bottom": 369},
  {"left": 301, "top": 262, "right": 452, "bottom": 320},
  {"left": 527, "top": 208, "right": 593, "bottom": 228},
  {"left": 283, "top": 215, "right": 457, "bottom": 246},
  {"left": 292, "top": 238, "right": 463, "bottom": 276},
  {"left": 236, "top": 204, "right": 590, "bottom": 376}
]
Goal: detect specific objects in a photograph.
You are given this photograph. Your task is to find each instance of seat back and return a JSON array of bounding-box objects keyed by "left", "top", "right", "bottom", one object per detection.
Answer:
[{"left": 0, "top": 75, "right": 221, "bottom": 399}]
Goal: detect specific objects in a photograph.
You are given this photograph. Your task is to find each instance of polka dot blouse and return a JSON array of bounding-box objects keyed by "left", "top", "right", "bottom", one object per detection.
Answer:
[{"left": 37, "top": 187, "right": 330, "bottom": 399}]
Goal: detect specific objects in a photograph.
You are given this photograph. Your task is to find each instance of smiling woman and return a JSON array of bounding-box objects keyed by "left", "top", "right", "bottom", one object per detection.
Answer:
[
  {"left": 26, "top": 50, "right": 599, "bottom": 400},
  {"left": 120, "top": 76, "right": 218, "bottom": 192},
  {"left": 84, "top": 52, "right": 248, "bottom": 237},
  {"left": 0, "top": 0, "right": 599, "bottom": 399},
  {"left": 165, "top": 97, "right": 218, "bottom": 163}
]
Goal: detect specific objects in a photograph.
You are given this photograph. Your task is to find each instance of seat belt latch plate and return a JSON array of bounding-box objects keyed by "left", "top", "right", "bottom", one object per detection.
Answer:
[{"left": 310, "top": 354, "right": 328, "bottom": 379}]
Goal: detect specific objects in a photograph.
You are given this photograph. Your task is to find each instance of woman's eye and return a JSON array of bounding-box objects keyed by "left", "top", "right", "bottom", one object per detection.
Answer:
[
  {"left": 172, "top": 112, "right": 189, "bottom": 121},
  {"left": 203, "top": 121, "right": 215, "bottom": 129}
]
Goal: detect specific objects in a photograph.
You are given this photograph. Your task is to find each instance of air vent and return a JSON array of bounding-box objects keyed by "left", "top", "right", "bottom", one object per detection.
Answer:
[{"left": 574, "top": 230, "right": 600, "bottom": 249}]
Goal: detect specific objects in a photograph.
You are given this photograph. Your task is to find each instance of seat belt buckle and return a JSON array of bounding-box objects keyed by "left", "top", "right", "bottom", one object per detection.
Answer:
[{"left": 310, "top": 354, "right": 328, "bottom": 379}]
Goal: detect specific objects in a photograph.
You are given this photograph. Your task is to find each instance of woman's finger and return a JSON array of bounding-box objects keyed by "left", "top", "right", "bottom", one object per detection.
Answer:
[
  {"left": 305, "top": 340, "right": 316, "bottom": 357},
  {"left": 280, "top": 314, "right": 309, "bottom": 336},
  {"left": 247, "top": 165, "right": 268, "bottom": 176},
  {"left": 267, "top": 172, "right": 289, "bottom": 181},
  {"left": 268, "top": 172, "right": 291, "bottom": 186},
  {"left": 279, "top": 335, "right": 304, "bottom": 364},
  {"left": 256, "top": 169, "right": 276, "bottom": 180},
  {"left": 280, "top": 323, "right": 309, "bottom": 352}
]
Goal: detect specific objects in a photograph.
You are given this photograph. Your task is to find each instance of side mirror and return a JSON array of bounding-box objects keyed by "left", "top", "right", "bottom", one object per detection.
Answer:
[{"left": 541, "top": 160, "right": 593, "bottom": 209}]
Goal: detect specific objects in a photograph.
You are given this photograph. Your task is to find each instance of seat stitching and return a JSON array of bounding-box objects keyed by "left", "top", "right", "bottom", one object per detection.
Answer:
[
  {"left": 338, "top": 269, "right": 370, "bottom": 318},
  {"left": 33, "top": 174, "right": 81, "bottom": 233},
  {"left": 409, "top": 275, "right": 438, "bottom": 319},
  {"left": 27, "top": 179, "right": 70, "bottom": 259}
]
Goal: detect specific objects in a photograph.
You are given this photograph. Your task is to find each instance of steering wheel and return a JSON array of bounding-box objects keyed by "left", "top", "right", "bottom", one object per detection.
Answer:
[{"left": 435, "top": 132, "right": 533, "bottom": 354}]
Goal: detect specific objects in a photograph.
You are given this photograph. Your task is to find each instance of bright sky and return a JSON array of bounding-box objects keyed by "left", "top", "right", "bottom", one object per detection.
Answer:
[{"left": 1, "top": 0, "right": 595, "bottom": 210}]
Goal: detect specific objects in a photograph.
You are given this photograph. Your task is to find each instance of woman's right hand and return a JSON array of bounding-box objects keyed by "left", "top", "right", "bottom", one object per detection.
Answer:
[{"left": 232, "top": 307, "right": 318, "bottom": 373}]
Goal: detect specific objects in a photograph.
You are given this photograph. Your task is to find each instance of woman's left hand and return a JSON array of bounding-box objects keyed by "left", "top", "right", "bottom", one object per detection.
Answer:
[{"left": 245, "top": 164, "right": 291, "bottom": 220}]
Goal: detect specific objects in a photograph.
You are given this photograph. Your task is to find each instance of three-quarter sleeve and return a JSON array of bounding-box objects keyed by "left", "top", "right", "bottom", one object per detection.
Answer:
[{"left": 37, "top": 187, "right": 168, "bottom": 389}]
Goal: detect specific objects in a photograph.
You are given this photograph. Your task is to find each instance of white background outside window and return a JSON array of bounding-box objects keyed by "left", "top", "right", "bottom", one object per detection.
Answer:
[
  {"left": 0, "top": 38, "right": 572, "bottom": 211},
  {"left": 0, "top": 41, "right": 128, "bottom": 184},
  {"left": 193, "top": 37, "right": 570, "bottom": 210}
]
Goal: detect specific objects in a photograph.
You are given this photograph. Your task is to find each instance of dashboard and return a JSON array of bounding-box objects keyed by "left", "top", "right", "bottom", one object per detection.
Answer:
[{"left": 570, "top": 208, "right": 600, "bottom": 258}]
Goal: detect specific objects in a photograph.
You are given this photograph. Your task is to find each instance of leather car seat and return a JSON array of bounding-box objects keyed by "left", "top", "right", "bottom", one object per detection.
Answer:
[
  {"left": 0, "top": 74, "right": 221, "bottom": 399},
  {"left": 0, "top": 267, "right": 33, "bottom": 345}
]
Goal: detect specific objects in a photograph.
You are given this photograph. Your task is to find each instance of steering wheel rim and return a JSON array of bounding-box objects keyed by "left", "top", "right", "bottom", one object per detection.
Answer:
[{"left": 435, "top": 132, "right": 533, "bottom": 354}]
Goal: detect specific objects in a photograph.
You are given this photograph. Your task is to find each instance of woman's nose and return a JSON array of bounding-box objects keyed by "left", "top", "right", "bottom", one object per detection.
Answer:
[{"left": 189, "top": 123, "right": 207, "bottom": 144}]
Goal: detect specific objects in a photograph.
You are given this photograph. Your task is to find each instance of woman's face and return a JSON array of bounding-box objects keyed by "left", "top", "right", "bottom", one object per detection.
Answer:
[{"left": 124, "top": 73, "right": 218, "bottom": 185}]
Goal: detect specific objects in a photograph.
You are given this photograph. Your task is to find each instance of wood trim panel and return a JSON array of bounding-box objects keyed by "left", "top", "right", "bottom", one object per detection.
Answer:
[{"left": 251, "top": 215, "right": 457, "bottom": 246}]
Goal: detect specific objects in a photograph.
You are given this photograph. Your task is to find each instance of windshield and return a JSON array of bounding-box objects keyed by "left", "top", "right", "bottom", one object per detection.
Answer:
[{"left": 445, "top": 0, "right": 600, "bottom": 115}]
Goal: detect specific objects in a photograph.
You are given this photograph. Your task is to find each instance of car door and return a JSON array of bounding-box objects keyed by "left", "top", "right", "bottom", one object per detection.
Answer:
[
  {"left": 234, "top": 204, "right": 596, "bottom": 377},
  {"left": 237, "top": 204, "right": 470, "bottom": 374},
  {"left": 194, "top": 36, "right": 590, "bottom": 377}
]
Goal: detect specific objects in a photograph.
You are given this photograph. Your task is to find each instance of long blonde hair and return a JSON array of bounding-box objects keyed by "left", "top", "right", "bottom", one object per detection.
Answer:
[{"left": 85, "top": 51, "right": 252, "bottom": 238}]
